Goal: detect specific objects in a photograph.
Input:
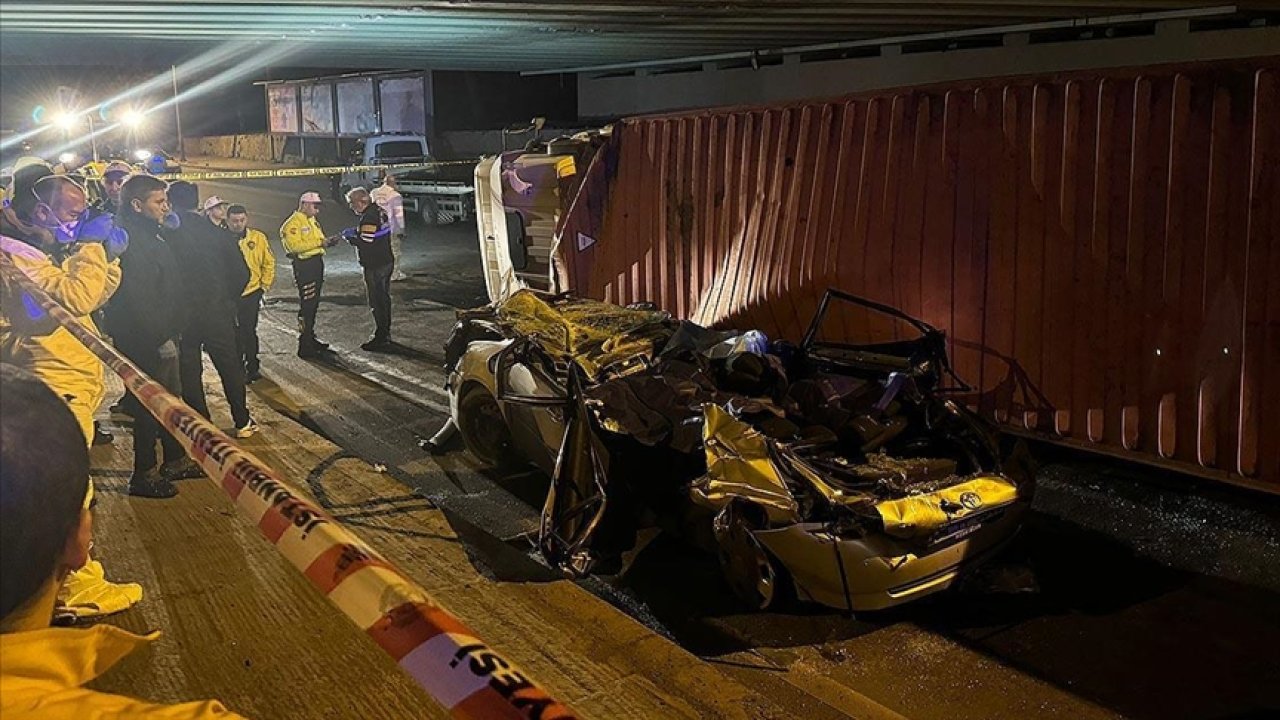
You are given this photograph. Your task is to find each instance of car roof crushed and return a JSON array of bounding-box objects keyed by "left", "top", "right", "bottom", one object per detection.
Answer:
[{"left": 455, "top": 289, "right": 1027, "bottom": 598}]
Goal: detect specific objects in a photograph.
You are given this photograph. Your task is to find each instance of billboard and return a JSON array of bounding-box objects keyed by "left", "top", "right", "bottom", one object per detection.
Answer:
[
  {"left": 337, "top": 78, "right": 377, "bottom": 135},
  {"left": 378, "top": 76, "right": 426, "bottom": 134},
  {"left": 267, "top": 85, "right": 299, "bottom": 133},
  {"left": 299, "top": 83, "right": 334, "bottom": 134}
]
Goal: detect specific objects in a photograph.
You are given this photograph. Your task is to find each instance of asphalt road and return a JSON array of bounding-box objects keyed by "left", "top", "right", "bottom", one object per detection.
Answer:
[{"left": 192, "top": 173, "right": 1280, "bottom": 719}]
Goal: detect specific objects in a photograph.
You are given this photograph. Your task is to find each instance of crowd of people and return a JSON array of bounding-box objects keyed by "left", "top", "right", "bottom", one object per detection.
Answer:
[{"left": 0, "top": 157, "right": 402, "bottom": 717}]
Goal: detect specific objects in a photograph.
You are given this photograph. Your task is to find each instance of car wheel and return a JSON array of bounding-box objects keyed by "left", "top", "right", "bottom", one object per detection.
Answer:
[
  {"left": 456, "top": 385, "right": 522, "bottom": 470},
  {"left": 713, "top": 500, "right": 784, "bottom": 611}
]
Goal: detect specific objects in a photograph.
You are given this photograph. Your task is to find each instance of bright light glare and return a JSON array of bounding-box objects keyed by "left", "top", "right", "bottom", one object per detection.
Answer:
[
  {"left": 134, "top": 149, "right": 154, "bottom": 161},
  {"left": 53, "top": 112, "right": 77, "bottom": 130},
  {"left": 121, "top": 110, "right": 145, "bottom": 129},
  {"left": 58, "top": 152, "right": 77, "bottom": 164}
]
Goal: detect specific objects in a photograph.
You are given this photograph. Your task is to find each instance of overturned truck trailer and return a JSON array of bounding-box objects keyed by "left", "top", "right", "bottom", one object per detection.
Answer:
[{"left": 477, "top": 57, "right": 1280, "bottom": 495}]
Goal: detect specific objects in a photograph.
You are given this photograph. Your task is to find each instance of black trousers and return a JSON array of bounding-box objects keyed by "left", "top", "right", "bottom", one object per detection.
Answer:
[
  {"left": 179, "top": 316, "right": 250, "bottom": 428},
  {"left": 362, "top": 262, "right": 393, "bottom": 340},
  {"left": 292, "top": 255, "right": 324, "bottom": 347},
  {"left": 117, "top": 338, "right": 184, "bottom": 474},
  {"left": 236, "top": 290, "right": 263, "bottom": 374}
]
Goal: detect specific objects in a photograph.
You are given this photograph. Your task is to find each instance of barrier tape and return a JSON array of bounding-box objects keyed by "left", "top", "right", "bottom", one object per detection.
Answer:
[
  {"left": 152, "top": 159, "right": 477, "bottom": 182},
  {"left": 0, "top": 252, "right": 575, "bottom": 720}
]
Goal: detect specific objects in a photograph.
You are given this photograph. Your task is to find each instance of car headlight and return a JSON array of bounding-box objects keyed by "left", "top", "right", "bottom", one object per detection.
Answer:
[
  {"left": 135, "top": 149, "right": 153, "bottom": 161},
  {"left": 58, "top": 152, "right": 77, "bottom": 164}
]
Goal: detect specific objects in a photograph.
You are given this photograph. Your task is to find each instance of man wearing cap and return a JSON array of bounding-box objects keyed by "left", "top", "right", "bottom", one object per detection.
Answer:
[
  {"left": 280, "top": 191, "right": 340, "bottom": 359},
  {"left": 97, "top": 161, "right": 132, "bottom": 215},
  {"left": 202, "top": 194, "right": 230, "bottom": 228}
]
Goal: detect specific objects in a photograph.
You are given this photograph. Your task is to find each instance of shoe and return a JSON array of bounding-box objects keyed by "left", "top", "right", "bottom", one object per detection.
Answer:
[
  {"left": 236, "top": 419, "right": 260, "bottom": 439},
  {"left": 392, "top": 272, "right": 408, "bottom": 282},
  {"left": 313, "top": 339, "right": 331, "bottom": 350},
  {"left": 159, "top": 457, "right": 203, "bottom": 482},
  {"left": 92, "top": 422, "right": 114, "bottom": 446},
  {"left": 129, "top": 470, "right": 178, "bottom": 498},
  {"left": 361, "top": 337, "right": 392, "bottom": 352},
  {"left": 297, "top": 345, "right": 334, "bottom": 359},
  {"left": 246, "top": 370, "right": 263, "bottom": 383}
]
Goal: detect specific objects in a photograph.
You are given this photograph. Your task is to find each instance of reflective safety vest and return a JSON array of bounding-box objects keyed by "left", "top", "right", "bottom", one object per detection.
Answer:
[{"left": 279, "top": 211, "right": 325, "bottom": 260}]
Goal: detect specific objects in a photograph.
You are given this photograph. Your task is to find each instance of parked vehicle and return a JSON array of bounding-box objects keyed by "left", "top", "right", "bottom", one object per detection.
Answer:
[
  {"left": 334, "top": 133, "right": 474, "bottom": 225},
  {"left": 135, "top": 147, "right": 181, "bottom": 175},
  {"left": 445, "top": 288, "right": 1031, "bottom": 611}
]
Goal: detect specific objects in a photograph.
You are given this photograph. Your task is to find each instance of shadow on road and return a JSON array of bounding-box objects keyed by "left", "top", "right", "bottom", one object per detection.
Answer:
[{"left": 613, "top": 508, "right": 1280, "bottom": 720}]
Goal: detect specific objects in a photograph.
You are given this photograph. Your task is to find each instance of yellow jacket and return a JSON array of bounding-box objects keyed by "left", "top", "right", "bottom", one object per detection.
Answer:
[
  {"left": 0, "top": 237, "right": 120, "bottom": 443},
  {"left": 238, "top": 228, "right": 276, "bottom": 295},
  {"left": 0, "top": 625, "right": 247, "bottom": 719},
  {"left": 279, "top": 211, "right": 326, "bottom": 260}
]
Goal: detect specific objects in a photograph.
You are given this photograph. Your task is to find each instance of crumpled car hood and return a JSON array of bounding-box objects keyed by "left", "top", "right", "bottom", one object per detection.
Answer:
[
  {"left": 873, "top": 475, "right": 1019, "bottom": 540},
  {"left": 494, "top": 291, "right": 670, "bottom": 380}
]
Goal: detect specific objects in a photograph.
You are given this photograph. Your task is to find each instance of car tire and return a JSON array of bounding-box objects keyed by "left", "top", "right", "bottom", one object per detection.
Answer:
[
  {"left": 456, "top": 384, "right": 522, "bottom": 470},
  {"left": 712, "top": 500, "right": 788, "bottom": 611}
]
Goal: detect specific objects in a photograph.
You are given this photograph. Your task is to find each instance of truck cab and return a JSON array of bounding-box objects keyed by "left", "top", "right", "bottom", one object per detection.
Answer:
[
  {"left": 472, "top": 130, "right": 609, "bottom": 302},
  {"left": 335, "top": 133, "right": 474, "bottom": 226},
  {"left": 338, "top": 133, "right": 431, "bottom": 191}
]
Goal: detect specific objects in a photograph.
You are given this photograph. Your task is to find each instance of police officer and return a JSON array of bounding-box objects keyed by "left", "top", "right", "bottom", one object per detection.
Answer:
[
  {"left": 342, "top": 187, "right": 394, "bottom": 351},
  {"left": 227, "top": 204, "right": 274, "bottom": 382},
  {"left": 280, "top": 191, "right": 339, "bottom": 358}
]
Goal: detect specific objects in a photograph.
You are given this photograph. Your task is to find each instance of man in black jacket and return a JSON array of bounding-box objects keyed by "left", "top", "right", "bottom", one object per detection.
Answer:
[
  {"left": 343, "top": 187, "right": 394, "bottom": 351},
  {"left": 104, "top": 175, "right": 194, "bottom": 498},
  {"left": 165, "top": 182, "right": 258, "bottom": 438}
]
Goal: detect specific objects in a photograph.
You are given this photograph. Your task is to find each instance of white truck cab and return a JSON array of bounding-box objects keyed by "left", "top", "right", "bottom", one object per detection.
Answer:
[
  {"left": 472, "top": 130, "right": 609, "bottom": 302},
  {"left": 336, "top": 133, "right": 474, "bottom": 225},
  {"left": 339, "top": 133, "right": 430, "bottom": 188}
]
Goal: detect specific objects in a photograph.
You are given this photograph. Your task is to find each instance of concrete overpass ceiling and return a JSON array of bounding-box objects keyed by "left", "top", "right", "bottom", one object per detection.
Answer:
[{"left": 0, "top": 2, "right": 1265, "bottom": 71}]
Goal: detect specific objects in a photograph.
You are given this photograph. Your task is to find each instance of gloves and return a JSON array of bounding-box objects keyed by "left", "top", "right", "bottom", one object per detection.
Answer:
[
  {"left": 104, "top": 226, "right": 129, "bottom": 261},
  {"left": 161, "top": 211, "right": 182, "bottom": 230},
  {"left": 76, "top": 213, "right": 130, "bottom": 261},
  {"left": 340, "top": 227, "right": 359, "bottom": 245}
]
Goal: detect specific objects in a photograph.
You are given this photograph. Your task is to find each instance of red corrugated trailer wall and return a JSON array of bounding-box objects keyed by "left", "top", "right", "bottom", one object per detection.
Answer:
[{"left": 559, "top": 58, "right": 1280, "bottom": 494}]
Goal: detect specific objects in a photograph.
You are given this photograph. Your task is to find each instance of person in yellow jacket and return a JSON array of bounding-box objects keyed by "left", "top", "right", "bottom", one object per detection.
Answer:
[
  {"left": 0, "top": 366, "right": 249, "bottom": 719},
  {"left": 227, "top": 204, "right": 274, "bottom": 382},
  {"left": 279, "top": 191, "right": 339, "bottom": 358},
  {"left": 0, "top": 166, "right": 145, "bottom": 620}
]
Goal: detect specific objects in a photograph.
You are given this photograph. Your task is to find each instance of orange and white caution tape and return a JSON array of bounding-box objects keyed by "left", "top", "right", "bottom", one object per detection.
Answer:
[{"left": 0, "top": 252, "right": 575, "bottom": 720}]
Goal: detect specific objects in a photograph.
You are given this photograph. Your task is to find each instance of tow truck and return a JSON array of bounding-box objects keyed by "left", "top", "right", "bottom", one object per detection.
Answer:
[{"left": 334, "top": 133, "right": 474, "bottom": 225}]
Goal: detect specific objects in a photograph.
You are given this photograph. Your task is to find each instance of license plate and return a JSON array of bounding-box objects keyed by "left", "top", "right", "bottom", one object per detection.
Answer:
[{"left": 928, "top": 508, "right": 1004, "bottom": 549}]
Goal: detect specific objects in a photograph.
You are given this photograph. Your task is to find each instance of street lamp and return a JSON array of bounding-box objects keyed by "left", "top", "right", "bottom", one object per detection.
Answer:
[
  {"left": 48, "top": 109, "right": 99, "bottom": 163},
  {"left": 120, "top": 110, "right": 145, "bottom": 129}
]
